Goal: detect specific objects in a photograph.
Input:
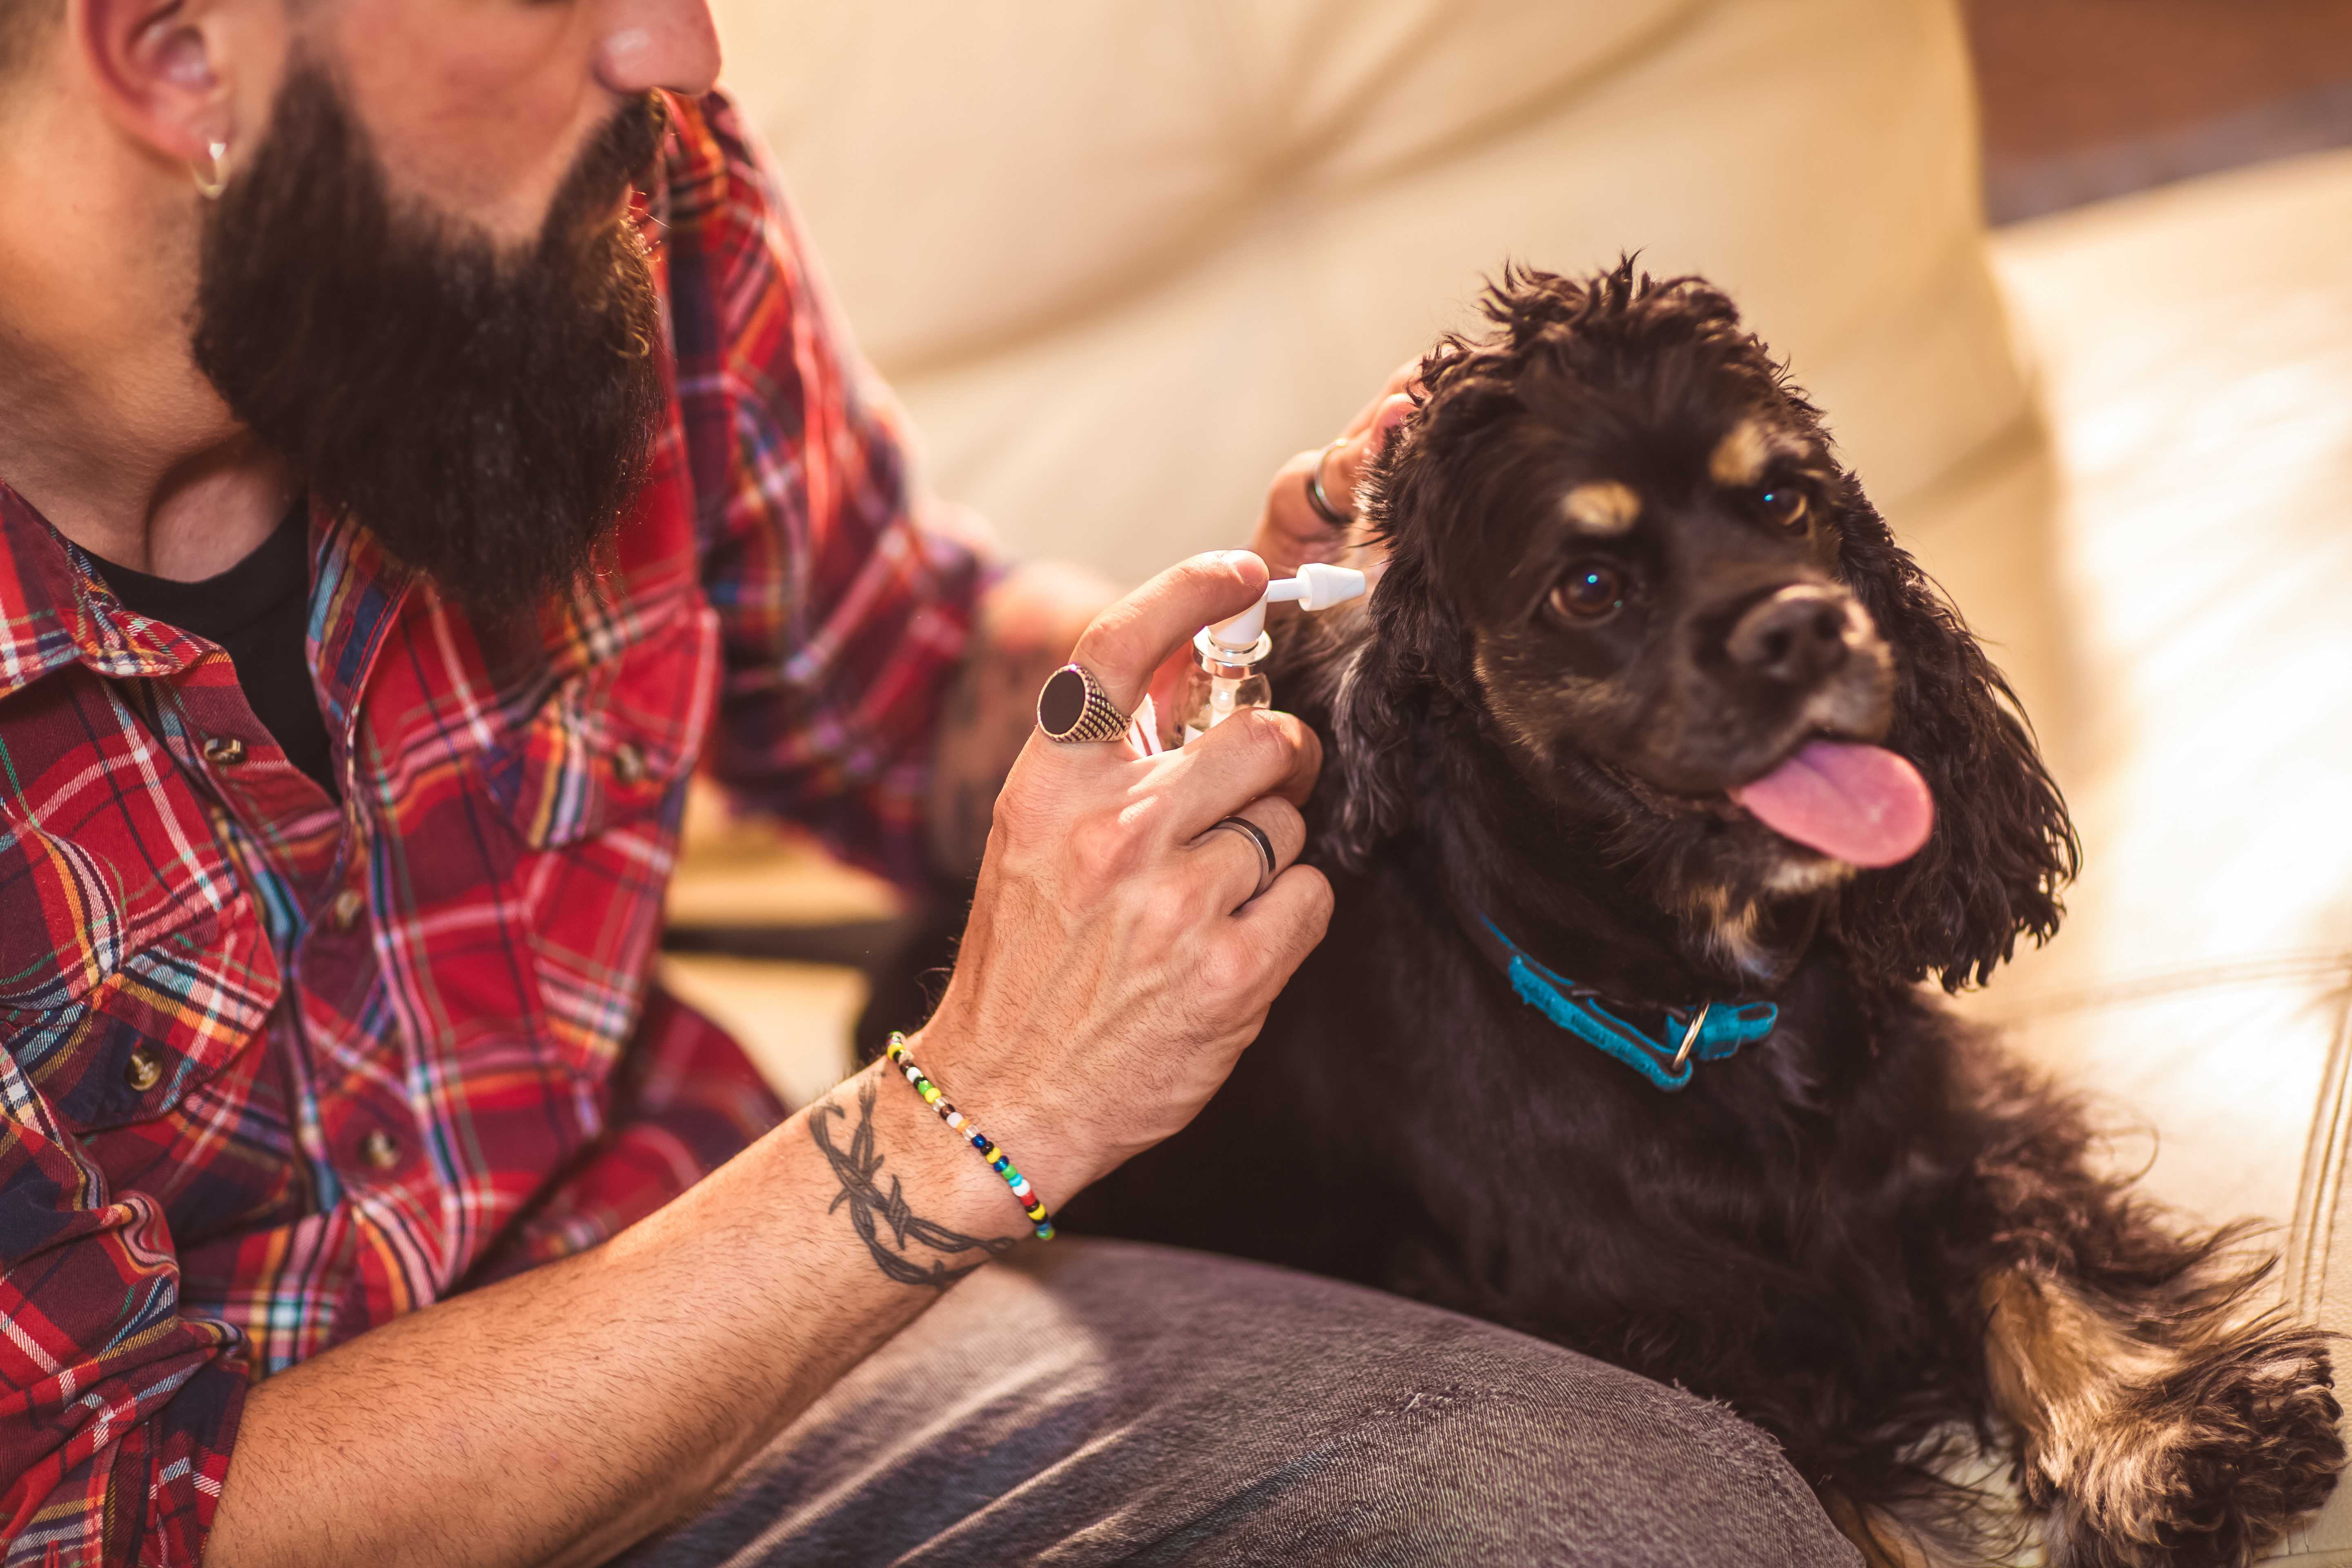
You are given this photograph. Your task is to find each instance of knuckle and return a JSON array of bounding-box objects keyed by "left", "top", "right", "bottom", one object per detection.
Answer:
[
  {"left": 1134, "top": 894, "right": 1193, "bottom": 950},
  {"left": 1067, "top": 824, "right": 1137, "bottom": 888},
  {"left": 1296, "top": 866, "right": 1336, "bottom": 924},
  {"left": 987, "top": 766, "right": 1067, "bottom": 852},
  {"left": 1192, "top": 937, "right": 1258, "bottom": 1000},
  {"left": 1267, "top": 450, "right": 1316, "bottom": 497},
  {"left": 990, "top": 781, "right": 1042, "bottom": 842},
  {"left": 1257, "top": 797, "right": 1308, "bottom": 858},
  {"left": 1074, "top": 606, "right": 1145, "bottom": 684},
  {"left": 1225, "top": 708, "right": 1295, "bottom": 773}
]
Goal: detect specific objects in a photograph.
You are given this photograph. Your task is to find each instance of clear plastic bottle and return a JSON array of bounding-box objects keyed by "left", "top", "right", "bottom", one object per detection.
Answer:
[
  {"left": 1178, "top": 628, "right": 1274, "bottom": 744},
  {"left": 1178, "top": 561, "right": 1368, "bottom": 746}
]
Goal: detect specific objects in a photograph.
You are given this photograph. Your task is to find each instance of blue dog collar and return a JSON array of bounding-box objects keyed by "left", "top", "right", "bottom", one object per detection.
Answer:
[{"left": 1475, "top": 911, "right": 1777, "bottom": 1092}]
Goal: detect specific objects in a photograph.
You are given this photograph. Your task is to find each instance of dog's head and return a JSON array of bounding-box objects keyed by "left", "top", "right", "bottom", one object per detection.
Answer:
[{"left": 1321, "top": 262, "right": 2076, "bottom": 991}]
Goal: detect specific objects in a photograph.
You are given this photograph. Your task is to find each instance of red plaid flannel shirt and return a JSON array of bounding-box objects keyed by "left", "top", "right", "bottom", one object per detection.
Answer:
[{"left": 0, "top": 91, "right": 982, "bottom": 1564}]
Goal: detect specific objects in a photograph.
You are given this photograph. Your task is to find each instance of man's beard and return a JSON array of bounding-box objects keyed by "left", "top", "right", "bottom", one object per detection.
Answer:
[{"left": 193, "top": 60, "right": 669, "bottom": 620}]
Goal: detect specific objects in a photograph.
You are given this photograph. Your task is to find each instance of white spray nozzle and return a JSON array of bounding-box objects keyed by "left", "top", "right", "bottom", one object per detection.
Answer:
[{"left": 1209, "top": 561, "right": 1369, "bottom": 651}]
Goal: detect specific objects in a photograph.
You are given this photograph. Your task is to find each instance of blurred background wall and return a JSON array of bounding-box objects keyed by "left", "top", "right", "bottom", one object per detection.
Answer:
[{"left": 1962, "top": 0, "right": 2352, "bottom": 222}]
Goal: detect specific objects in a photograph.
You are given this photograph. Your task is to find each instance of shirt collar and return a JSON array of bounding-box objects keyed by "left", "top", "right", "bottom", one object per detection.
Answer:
[
  {"left": 0, "top": 485, "right": 411, "bottom": 726},
  {"left": 305, "top": 504, "right": 412, "bottom": 751},
  {"left": 0, "top": 482, "right": 216, "bottom": 699}
]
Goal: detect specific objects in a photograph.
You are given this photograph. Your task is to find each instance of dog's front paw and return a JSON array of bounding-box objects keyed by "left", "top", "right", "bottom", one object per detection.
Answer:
[{"left": 2037, "top": 1325, "right": 2344, "bottom": 1568}]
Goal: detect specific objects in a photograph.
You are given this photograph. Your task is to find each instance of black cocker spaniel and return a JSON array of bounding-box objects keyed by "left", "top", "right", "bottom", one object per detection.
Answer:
[{"left": 1071, "top": 262, "right": 2345, "bottom": 1566}]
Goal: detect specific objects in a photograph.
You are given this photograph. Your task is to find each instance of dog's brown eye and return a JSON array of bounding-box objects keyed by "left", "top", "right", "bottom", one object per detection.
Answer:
[
  {"left": 1550, "top": 563, "right": 1625, "bottom": 621},
  {"left": 1758, "top": 487, "right": 1809, "bottom": 530}
]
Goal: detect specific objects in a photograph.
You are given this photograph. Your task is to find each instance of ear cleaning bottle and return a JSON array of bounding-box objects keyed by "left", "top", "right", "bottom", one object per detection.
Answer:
[{"left": 1178, "top": 562, "right": 1368, "bottom": 745}]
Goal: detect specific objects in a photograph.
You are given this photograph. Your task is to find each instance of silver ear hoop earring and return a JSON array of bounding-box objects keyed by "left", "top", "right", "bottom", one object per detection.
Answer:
[{"left": 191, "top": 140, "right": 231, "bottom": 201}]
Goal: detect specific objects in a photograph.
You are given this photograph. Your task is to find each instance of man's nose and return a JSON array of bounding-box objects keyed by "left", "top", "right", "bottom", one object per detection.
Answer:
[
  {"left": 1721, "top": 585, "right": 1868, "bottom": 688},
  {"left": 597, "top": 0, "right": 723, "bottom": 97}
]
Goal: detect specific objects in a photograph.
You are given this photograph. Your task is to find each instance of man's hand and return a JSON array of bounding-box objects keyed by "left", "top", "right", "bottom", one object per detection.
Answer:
[
  {"left": 929, "top": 364, "right": 1421, "bottom": 874},
  {"left": 1246, "top": 360, "right": 1421, "bottom": 577},
  {"left": 914, "top": 551, "right": 1332, "bottom": 1205}
]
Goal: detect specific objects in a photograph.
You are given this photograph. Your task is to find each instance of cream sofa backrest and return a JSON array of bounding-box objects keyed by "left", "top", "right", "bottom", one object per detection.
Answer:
[{"left": 709, "top": 0, "right": 2044, "bottom": 659}]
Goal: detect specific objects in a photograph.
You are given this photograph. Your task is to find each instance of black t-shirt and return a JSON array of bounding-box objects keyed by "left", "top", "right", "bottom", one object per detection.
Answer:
[{"left": 92, "top": 507, "right": 339, "bottom": 800}]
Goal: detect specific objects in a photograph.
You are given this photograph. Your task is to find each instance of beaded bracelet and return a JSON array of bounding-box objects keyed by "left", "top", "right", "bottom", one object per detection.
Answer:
[{"left": 883, "top": 1033, "right": 1056, "bottom": 1240}]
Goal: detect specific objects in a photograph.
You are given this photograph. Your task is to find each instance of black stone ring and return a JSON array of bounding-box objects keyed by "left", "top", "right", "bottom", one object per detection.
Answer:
[
  {"left": 1304, "top": 439, "right": 1352, "bottom": 527},
  {"left": 1036, "top": 663, "right": 1133, "bottom": 744},
  {"left": 1205, "top": 815, "right": 1278, "bottom": 901}
]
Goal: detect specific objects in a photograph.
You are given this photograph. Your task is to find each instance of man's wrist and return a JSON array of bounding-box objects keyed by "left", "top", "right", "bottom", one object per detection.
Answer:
[
  {"left": 889, "top": 1024, "right": 1087, "bottom": 1221},
  {"left": 804, "top": 1059, "right": 1037, "bottom": 1292}
]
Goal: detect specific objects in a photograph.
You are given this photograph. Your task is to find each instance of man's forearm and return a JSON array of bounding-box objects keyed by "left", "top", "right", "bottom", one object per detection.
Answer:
[{"left": 206, "top": 1065, "right": 1027, "bottom": 1568}]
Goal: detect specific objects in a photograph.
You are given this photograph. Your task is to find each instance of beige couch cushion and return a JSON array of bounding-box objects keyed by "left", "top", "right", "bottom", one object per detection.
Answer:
[{"left": 1974, "top": 147, "right": 2352, "bottom": 1564}]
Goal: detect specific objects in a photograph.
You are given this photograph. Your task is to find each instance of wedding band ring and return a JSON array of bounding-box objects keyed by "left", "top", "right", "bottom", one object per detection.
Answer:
[
  {"left": 1207, "top": 815, "right": 1278, "bottom": 901},
  {"left": 1304, "top": 439, "right": 1352, "bottom": 527},
  {"left": 1037, "top": 664, "right": 1132, "bottom": 744}
]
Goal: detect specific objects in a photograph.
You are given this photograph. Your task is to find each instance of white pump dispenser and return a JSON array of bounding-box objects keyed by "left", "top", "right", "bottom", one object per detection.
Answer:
[
  {"left": 1179, "top": 563, "right": 1369, "bottom": 744},
  {"left": 1205, "top": 562, "right": 1369, "bottom": 652}
]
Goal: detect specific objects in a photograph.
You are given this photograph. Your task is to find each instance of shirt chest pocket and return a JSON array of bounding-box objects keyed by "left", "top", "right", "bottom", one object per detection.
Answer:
[
  {"left": 482, "top": 597, "right": 720, "bottom": 851},
  {"left": 7, "top": 913, "right": 276, "bottom": 1131},
  {"left": 0, "top": 728, "right": 278, "bottom": 1134}
]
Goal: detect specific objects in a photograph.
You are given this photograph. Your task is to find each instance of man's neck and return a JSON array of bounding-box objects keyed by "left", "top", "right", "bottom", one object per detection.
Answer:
[
  {"left": 0, "top": 91, "right": 292, "bottom": 580},
  {"left": 4, "top": 445, "right": 294, "bottom": 588},
  {"left": 0, "top": 340, "right": 294, "bottom": 582}
]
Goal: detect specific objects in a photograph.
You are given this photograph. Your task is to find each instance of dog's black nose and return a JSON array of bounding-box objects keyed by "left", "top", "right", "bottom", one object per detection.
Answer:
[{"left": 1724, "top": 586, "right": 1860, "bottom": 687}]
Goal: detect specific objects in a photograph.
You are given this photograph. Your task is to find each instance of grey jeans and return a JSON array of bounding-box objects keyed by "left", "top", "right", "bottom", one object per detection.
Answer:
[{"left": 619, "top": 1240, "right": 1862, "bottom": 1567}]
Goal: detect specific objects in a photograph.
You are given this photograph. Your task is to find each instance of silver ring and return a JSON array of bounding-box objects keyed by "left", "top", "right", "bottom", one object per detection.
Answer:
[
  {"left": 1304, "top": 439, "right": 1352, "bottom": 527},
  {"left": 1036, "top": 664, "right": 1132, "bottom": 744},
  {"left": 1205, "top": 815, "right": 1278, "bottom": 901}
]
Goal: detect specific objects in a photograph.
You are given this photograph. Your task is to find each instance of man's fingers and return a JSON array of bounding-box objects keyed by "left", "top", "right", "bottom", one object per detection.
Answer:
[
  {"left": 1325, "top": 392, "right": 1416, "bottom": 508},
  {"left": 1186, "top": 794, "right": 1306, "bottom": 911},
  {"left": 1066, "top": 552, "right": 1270, "bottom": 719},
  {"left": 1254, "top": 390, "right": 1419, "bottom": 576},
  {"left": 1161, "top": 707, "right": 1323, "bottom": 826},
  {"left": 1340, "top": 358, "right": 1424, "bottom": 440},
  {"left": 1224, "top": 861, "right": 1335, "bottom": 980}
]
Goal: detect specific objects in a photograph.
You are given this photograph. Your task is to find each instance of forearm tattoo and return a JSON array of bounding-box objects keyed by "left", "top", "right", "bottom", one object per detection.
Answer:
[{"left": 812, "top": 1078, "right": 1018, "bottom": 1290}]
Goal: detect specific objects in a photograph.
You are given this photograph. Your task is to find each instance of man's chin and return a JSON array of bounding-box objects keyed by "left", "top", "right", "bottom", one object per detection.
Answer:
[{"left": 193, "top": 58, "right": 666, "bottom": 624}]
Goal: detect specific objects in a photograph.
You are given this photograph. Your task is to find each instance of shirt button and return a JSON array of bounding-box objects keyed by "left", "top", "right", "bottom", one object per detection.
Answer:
[
  {"left": 358, "top": 1129, "right": 401, "bottom": 1171},
  {"left": 202, "top": 735, "right": 247, "bottom": 766},
  {"left": 125, "top": 1045, "right": 164, "bottom": 1093},
  {"left": 611, "top": 742, "right": 647, "bottom": 787},
  {"left": 329, "top": 888, "right": 365, "bottom": 931}
]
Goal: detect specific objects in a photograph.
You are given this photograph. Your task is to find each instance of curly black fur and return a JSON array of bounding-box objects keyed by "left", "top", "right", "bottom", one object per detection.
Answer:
[{"left": 1070, "top": 262, "right": 2343, "bottom": 1564}]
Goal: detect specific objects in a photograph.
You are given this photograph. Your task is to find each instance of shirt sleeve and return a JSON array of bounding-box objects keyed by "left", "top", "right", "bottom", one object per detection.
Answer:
[
  {"left": 0, "top": 1051, "right": 247, "bottom": 1566},
  {"left": 665, "top": 91, "right": 990, "bottom": 890}
]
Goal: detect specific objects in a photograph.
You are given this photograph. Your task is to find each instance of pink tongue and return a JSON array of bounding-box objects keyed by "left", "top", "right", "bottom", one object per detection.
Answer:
[{"left": 1728, "top": 740, "right": 1934, "bottom": 869}]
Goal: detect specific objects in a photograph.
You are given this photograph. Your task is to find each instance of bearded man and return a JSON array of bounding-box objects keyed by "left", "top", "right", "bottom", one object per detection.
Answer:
[{"left": 0, "top": 0, "right": 1867, "bottom": 1561}]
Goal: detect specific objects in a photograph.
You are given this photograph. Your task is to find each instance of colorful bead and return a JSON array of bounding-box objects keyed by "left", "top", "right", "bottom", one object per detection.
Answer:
[{"left": 882, "top": 1032, "right": 1055, "bottom": 1242}]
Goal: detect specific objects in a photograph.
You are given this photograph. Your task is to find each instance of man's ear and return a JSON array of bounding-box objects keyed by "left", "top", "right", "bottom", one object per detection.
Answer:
[{"left": 69, "top": 0, "right": 249, "bottom": 175}]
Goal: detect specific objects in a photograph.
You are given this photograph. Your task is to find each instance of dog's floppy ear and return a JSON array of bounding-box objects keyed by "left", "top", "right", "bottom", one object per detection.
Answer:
[
  {"left": 1314, "top": 351, "right": 1486, "bottom": 871},
  {"left": 1832, "top": 484, "right": 2080, "bottom": 989},
  {"left": 1319, "top": 539, "right": 1457, "bottom": 870}
]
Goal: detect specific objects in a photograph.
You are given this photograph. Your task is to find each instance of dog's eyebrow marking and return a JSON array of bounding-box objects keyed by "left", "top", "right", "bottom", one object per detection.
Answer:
[
  {"left": 1708, "top": 420, "right": 1773, "bottom": 489},
  {"left": 1562, "top": 481, "right": 1641, "bottom": 536}
]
